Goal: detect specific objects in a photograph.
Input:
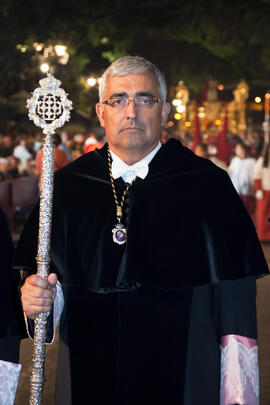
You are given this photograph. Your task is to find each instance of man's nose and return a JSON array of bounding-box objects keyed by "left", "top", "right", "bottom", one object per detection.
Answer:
[{"left": 125, "top": 99, "right": 137, "bottom": 120}]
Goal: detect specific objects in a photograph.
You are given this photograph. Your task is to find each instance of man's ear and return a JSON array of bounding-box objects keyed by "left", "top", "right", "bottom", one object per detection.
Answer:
[
  {"left": 161, "top": 102, "right": 170, "bottom": 125},
  {"left": 96, "top": 103, "right": 105, "bottom": 128}
]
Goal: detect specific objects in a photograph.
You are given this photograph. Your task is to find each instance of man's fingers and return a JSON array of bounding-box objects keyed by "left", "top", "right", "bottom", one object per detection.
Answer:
[
  {"left": 25, "top": 286, "right": 55, "bottom": 299},
  {"left": 48, "top": 273, "right": 58, "bottom": 288},
  {"left": 22, "top": 295, "right": 55, "bottom": 318},
  {"left": 27, "top": 274, "right": 50, "bottom": 289},
  {"left": 21, "top": 274, "right": 57, "bottom": 318},
  {"left": 24, "top": 297, "right": 54, "bottom": 307}
]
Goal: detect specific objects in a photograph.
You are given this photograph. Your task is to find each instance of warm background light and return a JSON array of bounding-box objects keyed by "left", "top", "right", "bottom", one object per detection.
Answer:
[
  {"left": 40, "top": 63, "right": 50, "bottom": 73},
  {"left": 55, "top": 45, "right": 67, "bottom": 57},
  {"left": 255, "top": 97, "right": 261, "bottom": 103},
  {"left": 87, "top": 77, "right": 97, "bottom": 87},
  {"left": 176, "top": 105, "right": 185, "bottom": 113},
  {"left": 172, "top": 99, "right": 181, "bottom": 106},
  {"left": 218, "top": 84, "right": 224, "bottom": 91},
  {"left": 174, "top": 113, "right": 181, "bottom": 120}
]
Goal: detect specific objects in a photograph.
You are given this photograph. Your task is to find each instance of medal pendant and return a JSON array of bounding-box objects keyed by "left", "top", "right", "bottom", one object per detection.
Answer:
[{"left": 112, "top": 223, "right": 127, "bottom": 245}]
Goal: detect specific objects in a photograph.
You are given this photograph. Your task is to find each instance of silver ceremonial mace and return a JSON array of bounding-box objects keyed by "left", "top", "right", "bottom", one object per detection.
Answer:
[{"left": 26, "top": 74, "right": 72, "bottom": 404}]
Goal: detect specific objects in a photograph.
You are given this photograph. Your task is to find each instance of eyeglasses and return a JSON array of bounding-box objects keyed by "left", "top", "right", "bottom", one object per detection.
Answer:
[{"left": 102, "top": 96, "right": 162, "bottom": 111}]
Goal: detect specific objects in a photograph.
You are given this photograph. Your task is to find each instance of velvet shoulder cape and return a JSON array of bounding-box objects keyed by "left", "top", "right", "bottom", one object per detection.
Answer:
[{"left": 13, "top": 138, "right": 269, "bottom": 289}]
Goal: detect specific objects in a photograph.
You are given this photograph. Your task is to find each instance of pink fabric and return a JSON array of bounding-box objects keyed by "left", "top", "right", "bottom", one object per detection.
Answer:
[
  {"left": 220, "top": 334, "right": 259, "bottom": 405},
  {"left": 221, "top": 334, "right": 257, "bottom": 350}
]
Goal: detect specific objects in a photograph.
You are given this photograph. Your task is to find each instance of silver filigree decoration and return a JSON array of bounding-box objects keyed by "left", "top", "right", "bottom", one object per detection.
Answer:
[{"left": 26, "top": 73, "right": 72, "bottom": 134}]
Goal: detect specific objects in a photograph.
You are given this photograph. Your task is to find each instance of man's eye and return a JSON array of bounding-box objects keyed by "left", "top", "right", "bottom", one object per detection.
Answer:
[
  {"left": 140, "top": 98, "right": 153, "bottom": 105},
  {"left": 112, "top": 98, "right": 126, "bottom": 105}
]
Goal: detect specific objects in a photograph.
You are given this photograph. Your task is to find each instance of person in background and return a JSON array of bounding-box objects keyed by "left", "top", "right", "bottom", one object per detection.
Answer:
[
  {"left": 0, "top": 135, "right": 13, "bottom": 158},
  {"left": 254, "top": 142, "right": 270, "bottom": 241},
  {"left": 59, "top": 131, "right": 72, "bottom": 162},
  {"left": 0, "top": 157, "right": 9, "bottom": 179},
  {"left": 6, "top": 156, "right": 20, "bottom": 179},
  {"left": 72, "top": 133, "right": 85, "bottom": 160},
  {"left": 32, "top": 133, "right": 42, "bottom": 155},
  {"left": 228, "top": 142, "right": 256, "bottom": 220},
  {"left": 13, "top": 137, "right": 32, "bottom": 166},
  {"left": 13, "top": 137, "right": 34, "bottom": 176},
  {"left": 35, "top": 133, "right": 68, "bottom": 187},
  {"left": 83, "top": 132, "right": 103, "bottom": 154},
  {"left": 195, "top": 142, "right": 227, "bottom": 170}
]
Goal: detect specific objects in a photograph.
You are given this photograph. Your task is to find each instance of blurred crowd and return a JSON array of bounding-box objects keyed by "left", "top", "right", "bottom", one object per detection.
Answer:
[
  {"left": 0, "top": 128, "right": 106, "bottom": 182},
  {"left": 163, "top": 127, "right": 270, "bottom": 241},
  {"left": 0, "top": 124, "right": 269, "bottom": 241}
]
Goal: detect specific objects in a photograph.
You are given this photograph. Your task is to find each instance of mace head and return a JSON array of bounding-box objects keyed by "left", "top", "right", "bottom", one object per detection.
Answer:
[{"left": 26, "top": 73, "right": 73, "bottom": 134}]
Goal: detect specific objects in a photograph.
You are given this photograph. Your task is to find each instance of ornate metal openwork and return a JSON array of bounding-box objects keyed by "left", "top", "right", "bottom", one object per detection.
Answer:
[{"left": 27, "top": 74, "right": 72, "bottom": 134}]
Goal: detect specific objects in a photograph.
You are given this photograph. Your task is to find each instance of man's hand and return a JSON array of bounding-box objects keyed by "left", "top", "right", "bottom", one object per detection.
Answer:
[{"left": 21, "top": 273, "right": 58, "bottom": 319}]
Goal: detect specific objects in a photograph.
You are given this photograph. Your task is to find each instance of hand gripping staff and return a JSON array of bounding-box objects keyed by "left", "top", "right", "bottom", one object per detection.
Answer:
[{"left": 26, "top": 74, "right": 72, "bottom": 404}]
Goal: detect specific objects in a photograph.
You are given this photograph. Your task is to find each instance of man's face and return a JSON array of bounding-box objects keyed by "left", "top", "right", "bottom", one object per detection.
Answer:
[
  {"left": 3, "top": 136, "right": 12, "bottom": 148},
  {"left": 235, "top": 144, "right": 245, "bottom": 159},
  {"left": 194, "top": 145, "right": 205, "bottom": 157},
  {"left": 96, "top": 72, "right": 170, "bottom": 159}
]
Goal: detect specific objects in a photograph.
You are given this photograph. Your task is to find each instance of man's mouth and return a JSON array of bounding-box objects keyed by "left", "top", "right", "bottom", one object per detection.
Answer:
[{"left": 120, "top": 127, "right": 143, "bottom": 132}]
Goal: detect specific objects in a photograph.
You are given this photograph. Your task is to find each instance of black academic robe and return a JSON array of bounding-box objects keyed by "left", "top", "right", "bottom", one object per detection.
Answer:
[
  {"left": 0, "top": 206, "right": 23, "bottom": 363},
  {"left": 14, "top": 139, "right": 269, "bottom": 404}
]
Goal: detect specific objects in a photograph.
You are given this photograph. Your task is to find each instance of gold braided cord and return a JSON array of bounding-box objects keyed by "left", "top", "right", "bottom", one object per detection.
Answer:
[{"left": 107, "top": 146, "right": 136, "bottom": 222}]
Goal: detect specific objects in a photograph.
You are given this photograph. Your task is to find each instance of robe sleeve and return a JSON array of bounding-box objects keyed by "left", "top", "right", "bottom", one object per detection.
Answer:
[{"left": 212, "top": 276, "right": 259, "bottom": 404}]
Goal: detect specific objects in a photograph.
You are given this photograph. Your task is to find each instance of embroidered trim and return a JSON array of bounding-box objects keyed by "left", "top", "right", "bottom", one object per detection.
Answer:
[
  {"left": 0, "top": 360, "right": 21, "bottom": 405},
  {"left": 220, "top": 334, "right": 259, "bottom": 405}
]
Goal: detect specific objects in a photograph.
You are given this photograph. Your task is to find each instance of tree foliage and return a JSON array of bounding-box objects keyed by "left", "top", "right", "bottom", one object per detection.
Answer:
[{"left": 1, "top": 0, "right": 270, "bottom": 112}]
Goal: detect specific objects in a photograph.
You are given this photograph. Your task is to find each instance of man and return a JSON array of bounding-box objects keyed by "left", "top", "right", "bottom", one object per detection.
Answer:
[{"left": 15, "top": 56, "right": 268, "bottom": 404}]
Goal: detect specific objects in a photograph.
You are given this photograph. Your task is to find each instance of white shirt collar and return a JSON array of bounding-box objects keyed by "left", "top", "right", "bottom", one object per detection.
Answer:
[{"left": 110, "top": 142, "right": 161, "bottom": 183}]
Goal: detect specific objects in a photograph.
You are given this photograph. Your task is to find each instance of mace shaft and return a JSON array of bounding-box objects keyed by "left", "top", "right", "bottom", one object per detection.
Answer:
[{"left": 29, "top": 133, "right": 54, "bottom": 405}]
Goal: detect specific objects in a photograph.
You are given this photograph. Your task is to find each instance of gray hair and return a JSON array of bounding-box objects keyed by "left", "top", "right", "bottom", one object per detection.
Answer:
[{"left": 99, "top": 55, "right": 167, "bottom": 102}]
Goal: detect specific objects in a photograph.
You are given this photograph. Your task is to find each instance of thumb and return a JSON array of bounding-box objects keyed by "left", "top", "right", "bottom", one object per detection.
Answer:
[{"left": 48, "top": 273, "right": 58, "bottom": 288}]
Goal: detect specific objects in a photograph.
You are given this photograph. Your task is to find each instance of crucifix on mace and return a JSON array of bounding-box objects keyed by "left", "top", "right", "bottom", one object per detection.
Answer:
[{"left": 26, "top": 74, "right": 72, "bottom": 404}]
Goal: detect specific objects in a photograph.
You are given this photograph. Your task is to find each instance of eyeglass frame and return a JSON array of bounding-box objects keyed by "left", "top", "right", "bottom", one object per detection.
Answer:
[{"left": 102, "top": 95, "right": 163, "bottom": 109}]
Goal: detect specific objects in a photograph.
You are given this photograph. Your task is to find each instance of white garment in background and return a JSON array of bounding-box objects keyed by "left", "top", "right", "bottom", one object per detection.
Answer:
[
  {"left": 13, "top": 145, "right": 32, "bottom": 164},
  {"left": 228, "top": 156, "right": 256, "bottom": 196}
]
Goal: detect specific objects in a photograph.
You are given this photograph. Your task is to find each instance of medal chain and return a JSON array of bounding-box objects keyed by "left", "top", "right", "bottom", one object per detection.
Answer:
[{"left": 107, "top": 146, "right": 136, "bottom": 224}]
